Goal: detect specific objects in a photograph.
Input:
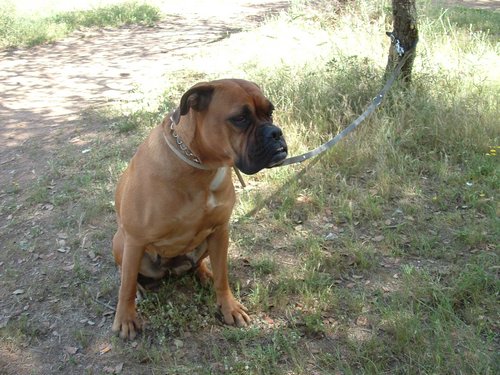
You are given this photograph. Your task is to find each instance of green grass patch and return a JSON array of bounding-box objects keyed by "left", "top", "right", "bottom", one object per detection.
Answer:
[
  {"left": 432, "top": 5, "right": 500, "bottom": 36},
  {"left": 0, "top": 1, "right": 161, "bottom": 48}
]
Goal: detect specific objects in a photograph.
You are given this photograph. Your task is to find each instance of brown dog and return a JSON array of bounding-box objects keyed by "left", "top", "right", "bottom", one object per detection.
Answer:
[{"left": 111, "top": 79, "right": 287, "bottom": 339}]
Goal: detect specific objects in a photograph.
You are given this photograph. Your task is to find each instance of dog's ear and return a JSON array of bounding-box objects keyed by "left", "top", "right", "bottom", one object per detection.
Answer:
[{"left": 179, "top": 83, "right": 215, "bottom": 116}]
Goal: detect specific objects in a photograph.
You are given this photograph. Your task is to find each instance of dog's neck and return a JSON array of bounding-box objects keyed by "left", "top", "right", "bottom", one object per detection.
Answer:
[
  {"left": 164, "top": 114, "right": 210, "bottom": 170},
  {"left": 172, "top": 111, "right": 198, "bottom": 154}
]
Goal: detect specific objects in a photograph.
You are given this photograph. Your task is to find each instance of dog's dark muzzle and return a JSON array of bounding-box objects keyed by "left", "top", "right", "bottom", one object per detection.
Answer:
[
  {"left": 263, "top": 125, "right": 288, "bottom": 167},
  {"left": 236, "top": 123, "right": 288, "bottom": 175}
]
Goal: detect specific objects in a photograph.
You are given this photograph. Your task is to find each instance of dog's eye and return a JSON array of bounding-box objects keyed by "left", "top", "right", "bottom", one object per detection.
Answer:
[{"left": 231, "top": 114, "right": 249, "bottom": 128}]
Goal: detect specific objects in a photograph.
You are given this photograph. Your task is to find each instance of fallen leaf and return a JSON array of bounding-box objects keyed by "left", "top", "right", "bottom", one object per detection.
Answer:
[
  {"left": 263, "top": 315, "right": 274, "bottom": 325},
  {"left": 99, "top": 343, "right": 112, "bottom": 355},
  {"left": 64, "top": 346, "right": 78, "bottom": 355},
  {"left": 296, "top": 194, "right": 313, "bottom": 203},
  {"left": 373, "top": 235, "right": 385, "bottom": 242},
  {"left": 210, "top": 363, "right": 225, "bottom": 373},
  {"left": 324, "top": 232, "right": 338, "bottom": 241},
  {"left": 13, "top": 289, "right": 24, "bottom": 295},
  {"left": 356, "top": 316, "right": 369, "bottom": 327},
  {"left": 174, "top": 339, "right": 184, "bottom": 349},
  {"left": 63, "top": 264, "right": 75, "bottom": 271},
  {"left": 104, "top": 366, "right": 115, "bottom": 373},
  {"left": 98, "top": 316, "right": 107, "bottom": 328}
]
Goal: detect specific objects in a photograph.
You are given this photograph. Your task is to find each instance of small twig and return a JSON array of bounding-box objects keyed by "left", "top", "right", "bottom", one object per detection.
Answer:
[
  {"left": 0, "top": 158, "right": 15, "bottom": 165},
  {"left": 94, "top": 297, "right": 116, "bottom": 312}
]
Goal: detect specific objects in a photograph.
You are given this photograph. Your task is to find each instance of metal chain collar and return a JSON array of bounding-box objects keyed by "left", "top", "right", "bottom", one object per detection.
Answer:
[
  {"left": 163, "top": 115, "right": 246, "bottom": 186},
  {"left": 163, "top": 117, "right": 211, "bottom": 170},
  {"left": 170, "top": 119, "right": 202, "bottom": 165}
]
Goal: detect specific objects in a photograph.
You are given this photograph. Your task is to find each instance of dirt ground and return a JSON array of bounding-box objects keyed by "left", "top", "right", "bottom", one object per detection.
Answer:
[{"left": 0, "top": 0, "right": 496, "bottom": 374}]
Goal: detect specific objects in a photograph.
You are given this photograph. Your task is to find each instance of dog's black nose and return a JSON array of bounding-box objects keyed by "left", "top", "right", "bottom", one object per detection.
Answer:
[{"left": 263, "top": 125, "right": 283, "bottom": 141}]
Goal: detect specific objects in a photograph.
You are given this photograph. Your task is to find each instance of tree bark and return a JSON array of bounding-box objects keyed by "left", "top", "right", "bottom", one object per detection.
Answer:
[{"left": 386, "top": 0, "right": 418, "bottom": 83}]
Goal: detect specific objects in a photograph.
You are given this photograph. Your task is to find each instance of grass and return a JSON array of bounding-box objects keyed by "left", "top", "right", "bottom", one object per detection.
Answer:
[
  {"left": 0, "top": 1, "right": 161, "bottom": 48},
  {"left": 0, "top": 0, "right": 498, "bottom": 374},
  {"left": 430, "top": 4, "right": 500, "bottom": 35}
]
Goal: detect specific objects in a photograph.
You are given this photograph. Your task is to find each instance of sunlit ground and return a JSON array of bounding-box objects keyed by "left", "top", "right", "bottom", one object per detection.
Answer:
[{"left": 9, "top": 0, "right": 285, "bottom": 18}]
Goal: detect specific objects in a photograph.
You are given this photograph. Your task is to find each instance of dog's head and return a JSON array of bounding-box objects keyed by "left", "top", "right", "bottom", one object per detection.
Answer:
[{"left": 174, "top": 79, "right": 288, "bottom": 174}]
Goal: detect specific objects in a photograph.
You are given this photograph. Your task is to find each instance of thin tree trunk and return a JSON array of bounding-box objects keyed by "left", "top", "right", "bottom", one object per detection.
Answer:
[{"left": 386, "top": 0, "right": 418, "bottom": 83}]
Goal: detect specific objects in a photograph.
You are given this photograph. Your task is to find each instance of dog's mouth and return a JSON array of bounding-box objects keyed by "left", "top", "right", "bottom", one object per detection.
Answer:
[
  {"left": 267, "top": 145, "right": 288, "bottom": 168},
  {"left": 236, "top": 123, "right": 287, "bottom": 175},
  {"left": 236, "top": 143, "right": 287, "bottom": 175}
]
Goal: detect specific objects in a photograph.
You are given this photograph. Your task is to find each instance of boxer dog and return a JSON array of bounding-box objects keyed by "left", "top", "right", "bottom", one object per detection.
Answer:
[{"left": 111, "top": 79, "right": 287, "bottom": 339}]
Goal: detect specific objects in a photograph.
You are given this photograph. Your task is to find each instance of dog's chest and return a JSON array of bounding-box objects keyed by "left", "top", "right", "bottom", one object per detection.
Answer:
[
  {"left": 206, "top": 166, "right": 227, "bottom": 209},
  {"left": 151, "top": 167, "right": 233, "bottom": 255}
]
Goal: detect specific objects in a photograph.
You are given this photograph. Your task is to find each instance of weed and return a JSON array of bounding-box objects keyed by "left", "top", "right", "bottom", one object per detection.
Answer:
[
  {"left": 251, "top": 256, "right": 279, "bottom": 276},
  {"left": 248, "top": 280, "right": 272, "bottom": 310},
  {"left": 72, "top": 328, "right": 93, "bottom": 349}
]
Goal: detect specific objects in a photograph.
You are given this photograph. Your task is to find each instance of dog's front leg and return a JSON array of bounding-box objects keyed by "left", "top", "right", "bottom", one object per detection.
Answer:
[
  {"left": 208, "top": 225, "right": 251, "bottom": 327},
  {"left": 112, "top": 241, "right": 145, "bottom": 339}
]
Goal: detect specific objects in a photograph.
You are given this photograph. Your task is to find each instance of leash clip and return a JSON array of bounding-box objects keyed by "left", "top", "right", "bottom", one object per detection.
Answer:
[{"left": 387, "top": 31, "right": 405, "bottom": 57}]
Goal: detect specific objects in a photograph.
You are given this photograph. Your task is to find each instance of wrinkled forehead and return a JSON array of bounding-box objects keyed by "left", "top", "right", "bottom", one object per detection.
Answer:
[{"left": 212, "top": 81, "right": 274, "bottom": 116}]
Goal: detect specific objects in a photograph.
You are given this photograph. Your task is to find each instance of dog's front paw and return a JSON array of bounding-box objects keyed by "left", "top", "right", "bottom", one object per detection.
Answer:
[
  {"left": 218, "top": 296, "right": 251, "bottom": 327},
  {"left": 112, "top": 305, "right": 142, "bottom": 340}
]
